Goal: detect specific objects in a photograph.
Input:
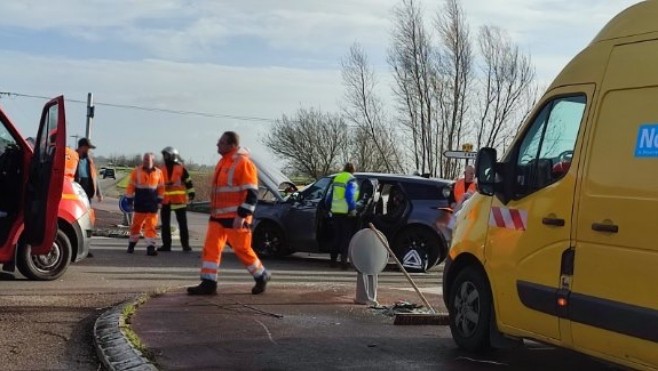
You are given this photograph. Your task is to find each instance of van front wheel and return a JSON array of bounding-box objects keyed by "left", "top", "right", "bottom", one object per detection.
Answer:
[
  {"left": 448, "top": 266, "right": 492, "bottom": 352},
  {"left": 17, "top": 229, "right": 72, "bottom": 281}
]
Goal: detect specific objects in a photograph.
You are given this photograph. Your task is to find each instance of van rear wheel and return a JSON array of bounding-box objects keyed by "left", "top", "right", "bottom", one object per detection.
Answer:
[
  {"left": 448, "top": 266, "right": 492, "bottom": 352},
  {"left": 17, "top": 229, "right": 72, "bottom": 281}
]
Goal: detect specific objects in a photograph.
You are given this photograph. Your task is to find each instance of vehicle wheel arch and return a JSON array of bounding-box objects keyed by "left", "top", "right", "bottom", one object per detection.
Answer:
[
  {"left": 58, "top": 218, "right": 79, "bottom": 261},
  {"left": 443, "top": 253, "right": 487, "bottom": 307},
  {"left": 391, "top": 223, "right": 447, "bottom": 271},
  {"left": 254, "top": 218, "right": 286, "bottom": 236}
]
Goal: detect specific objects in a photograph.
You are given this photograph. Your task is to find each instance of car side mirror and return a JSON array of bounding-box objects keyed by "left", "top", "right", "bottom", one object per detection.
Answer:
[
  {"left": 475, "top": 147, "right": 497, "bottom": 196},
  {"left": 442, "top": 185, "right": 452, "bottom": 199},
  {"left": 289, "top": 192, "right": 301, "bottom": 202}
]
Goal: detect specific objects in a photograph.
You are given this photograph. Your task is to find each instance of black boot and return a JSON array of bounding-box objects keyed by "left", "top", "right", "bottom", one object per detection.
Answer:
[
  {"left": 157, "top": 245, "right": 171, "bottom": 252},
  {"left": 182, "top": 245, "right": 192, "bottom": 252},
  {"left": 147, "top": 245, "right": 158, "bottom": 256},
  {"left": 126, "top": 242, "right": 136, "bottom": 254},
  {"left": 252, "top": 271, "right": 271, "bottom": 295},
  {"left": 340, "top": 256, "right": 349, "bottom": 271},
  {"left": 187, "top": 279, "right": 217, "bottom": 295},
  {"left": 330, "top": 254, "right": 338, "bottom": 268}
]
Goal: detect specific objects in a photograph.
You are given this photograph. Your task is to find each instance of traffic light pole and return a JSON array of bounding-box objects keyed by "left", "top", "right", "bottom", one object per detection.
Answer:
[{"left": 85, "top": 92, "right": 94, "bottom": 140}]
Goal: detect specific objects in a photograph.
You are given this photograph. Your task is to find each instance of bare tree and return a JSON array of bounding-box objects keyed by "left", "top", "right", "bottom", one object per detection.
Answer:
[
  {"left": 263, "top": 108, "right": 348, "bottom": 178},
  {"left": 388, "top": 0, "right": 438, "bottom": 175},
  {"left": 342, "top": 43, "right": 404, "bottom": 173},
  {"left": 435, "top": 0, "right": 473, "bottom": 179},
  {"left": 475, "top": 25, "right": 535, "bottom": 151}
]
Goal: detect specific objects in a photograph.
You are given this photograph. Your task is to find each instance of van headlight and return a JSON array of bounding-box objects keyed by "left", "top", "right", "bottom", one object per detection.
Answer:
[{"left": 71, "top": 182, "right": 91, "bottom": 209}]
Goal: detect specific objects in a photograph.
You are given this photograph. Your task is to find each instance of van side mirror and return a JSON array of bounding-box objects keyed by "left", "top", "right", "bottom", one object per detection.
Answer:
[{"left": 475, "top": 147, "right": 497, "bottom": 196}]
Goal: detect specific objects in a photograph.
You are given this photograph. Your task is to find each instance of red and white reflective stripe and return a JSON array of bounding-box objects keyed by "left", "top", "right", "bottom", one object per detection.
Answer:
[
  {"left": 201, "top": 261, "right": 219, "bottom": 281},
  {"left": 247, "top": 260, "right": 264, "bottom": 277},
  {"left": 489, "top": 207, "right": 528, "bottom": 231}
]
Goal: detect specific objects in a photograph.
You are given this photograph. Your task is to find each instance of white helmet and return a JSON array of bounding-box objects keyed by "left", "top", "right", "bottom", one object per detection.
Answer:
[{"left": 161, "top": 146, "right": 180, "bottom": 162}]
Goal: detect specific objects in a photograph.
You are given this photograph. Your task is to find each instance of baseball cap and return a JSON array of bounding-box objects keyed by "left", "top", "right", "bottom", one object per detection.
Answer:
[{"left": 78, "top": 138, "right": 96, "bottom": 149}]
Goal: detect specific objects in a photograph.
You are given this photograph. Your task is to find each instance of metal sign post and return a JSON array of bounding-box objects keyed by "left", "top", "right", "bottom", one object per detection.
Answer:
[{"left": 442, "top": 150, "right": 477, "bottom": 160}]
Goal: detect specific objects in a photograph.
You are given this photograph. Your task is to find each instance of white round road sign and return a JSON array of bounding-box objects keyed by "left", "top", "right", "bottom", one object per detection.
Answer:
[{"left": 348, "top": 228, "right": 389, "bottom": 275}]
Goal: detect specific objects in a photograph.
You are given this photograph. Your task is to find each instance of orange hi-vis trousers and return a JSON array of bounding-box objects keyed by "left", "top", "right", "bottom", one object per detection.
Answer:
[
  {"left": 200, "top": 222, "right": 265, "bottom": 282},
  {"left": 130, "top": 212, "right": 159, "bottom": 247}
]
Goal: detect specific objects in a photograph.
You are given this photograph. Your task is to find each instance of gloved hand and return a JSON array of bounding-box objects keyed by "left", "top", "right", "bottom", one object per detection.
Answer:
[
  {"left": 348, "top": 209, "right": 357, "bottom": 217},
  {"left": 188, "top": 192, "right": 195, "bottom": 202}
]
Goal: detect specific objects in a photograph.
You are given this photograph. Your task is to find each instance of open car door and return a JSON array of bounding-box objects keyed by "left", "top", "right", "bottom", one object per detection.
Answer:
[{"left": 23, "top": 96, "right": 66, "bottom": 254}]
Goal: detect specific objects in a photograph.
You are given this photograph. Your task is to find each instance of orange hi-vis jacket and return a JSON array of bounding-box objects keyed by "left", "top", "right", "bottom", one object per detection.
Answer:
[
  {"left": 161, "top": 163, "right": 195, "bottom": 208},
  {"left": 210, "top": 147, "right": 259, "bottom": 225},
  {"left": 453, "top": 178, "right": 476, "bottom": 204},
  {"left": 64, "top": 147, "right": 79, "bottom": 181},
  {"left": 126, "top": 166, "right": 165, "bottom": 213}
]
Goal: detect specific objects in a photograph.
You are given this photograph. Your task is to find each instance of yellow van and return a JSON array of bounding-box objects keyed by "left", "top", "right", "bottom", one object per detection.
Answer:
[{"left": 442, "top": 1, "right": 658, "bottom": 369}]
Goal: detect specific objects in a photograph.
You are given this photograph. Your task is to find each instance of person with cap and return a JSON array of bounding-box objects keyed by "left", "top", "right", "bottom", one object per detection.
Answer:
[
  {"left": 125, "top": 152, "right": 165, "bottom": 256},
  {"left": 187, "top": 131, "right": 271, "bottom": 295},
  {"left": 158, "top": 146, "right": 195, "bottom": 252},
  {"left": 74, "top": 137, "right": 103, "bottom": 258},
  {"left": 74, "top": 138, "right": 103, "bottom": 204}
]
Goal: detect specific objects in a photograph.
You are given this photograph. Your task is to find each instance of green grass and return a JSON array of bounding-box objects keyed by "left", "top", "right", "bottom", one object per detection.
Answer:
[
  {"left": 120, "top": 292, "right": 166, "bottom": 364},
  {"left": 115, "top": 173, "right": 130, "bottom": 189},
  {"left": 121, "top": 301, "right": 152, "bottom": 358}
]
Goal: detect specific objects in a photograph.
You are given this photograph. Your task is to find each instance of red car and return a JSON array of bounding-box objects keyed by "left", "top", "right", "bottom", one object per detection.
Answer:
[{"left": 0, "top": 96, "right": 93, "bottom": 280}]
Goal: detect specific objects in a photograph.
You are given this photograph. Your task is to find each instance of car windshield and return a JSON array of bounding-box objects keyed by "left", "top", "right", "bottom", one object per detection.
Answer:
[{"left": 302, "top": 177, "right": 332, "bottom": 201}]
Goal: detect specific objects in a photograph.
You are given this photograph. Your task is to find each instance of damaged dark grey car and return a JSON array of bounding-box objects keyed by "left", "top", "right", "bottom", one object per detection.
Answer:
[{"left": 252, "top": 160, "right": 453, "bottom": 272}]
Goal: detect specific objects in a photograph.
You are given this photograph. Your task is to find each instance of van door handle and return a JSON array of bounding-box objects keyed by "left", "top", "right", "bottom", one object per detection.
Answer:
[
  {"left": 542, "top": 217, "right": 565, "bottom": 227},
  {"left": 591, "top": 223, "right": 619, "bottom": 233}
]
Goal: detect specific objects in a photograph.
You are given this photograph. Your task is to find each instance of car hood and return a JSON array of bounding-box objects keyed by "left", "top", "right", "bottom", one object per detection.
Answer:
[{"left": 250, "top": 154, "right": 295, "bottom": 202}]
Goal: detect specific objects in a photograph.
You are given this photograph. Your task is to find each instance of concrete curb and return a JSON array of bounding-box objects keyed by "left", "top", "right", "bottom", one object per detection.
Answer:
[
  {"left": 93, "top": 227, "right": 179, "bottom": 239},
  {"left": 94, "top": 296, "right": 158, "bottom": 371}
]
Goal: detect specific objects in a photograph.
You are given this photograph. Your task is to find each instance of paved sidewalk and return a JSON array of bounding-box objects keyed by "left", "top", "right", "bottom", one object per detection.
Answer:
[{"left": 129, "top": 282, "right": 447, "bottom": 370}]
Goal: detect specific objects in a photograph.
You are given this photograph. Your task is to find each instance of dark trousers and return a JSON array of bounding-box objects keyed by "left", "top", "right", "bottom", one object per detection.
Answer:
[
  {"left": 160, "top": 205, "right": 189, "bottom": 248},
  {"left": 78, "top": 177, "right": 94, "bottom": 200},
  {"left": 330, "top": 214, "right": 357, "bottom": 262}
]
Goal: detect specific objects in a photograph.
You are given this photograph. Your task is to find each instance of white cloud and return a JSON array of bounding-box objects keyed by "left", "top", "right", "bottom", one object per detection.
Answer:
[
  {"left": 0, "top": 0, "right": 647, "bottom": 168},
  {"left": 0, "top": 51, "right": 344, "bottom": 166},
  {"left": 0, "top": 1, "right": 397, "bottom": 60}
]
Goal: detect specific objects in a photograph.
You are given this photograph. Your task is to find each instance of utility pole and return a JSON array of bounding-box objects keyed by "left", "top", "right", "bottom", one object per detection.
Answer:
[{"left": 85, "top": 92, "right": 94, "bottom": 139}]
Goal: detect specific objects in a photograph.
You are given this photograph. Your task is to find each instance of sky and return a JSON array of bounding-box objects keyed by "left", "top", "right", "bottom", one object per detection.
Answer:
[{"left": 0, "top": 0, "right": 641, "bottom": 168}]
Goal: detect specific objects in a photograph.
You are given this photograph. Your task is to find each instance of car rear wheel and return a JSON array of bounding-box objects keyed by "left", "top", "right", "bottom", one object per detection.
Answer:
[
  {"left": 448, "top": 266, "right": 492, "bottom": 352},
  {"left": 393, "top": 226, "right": 442, "bottom": 272},
  {"left": 17, "top": 229, "right": 72, "bottom": 281},
  {"left": 253, "top": 222, "right": 292, "bottom": 258}
]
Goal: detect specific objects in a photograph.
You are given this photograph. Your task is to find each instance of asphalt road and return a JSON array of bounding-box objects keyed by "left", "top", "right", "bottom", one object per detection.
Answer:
[
  {"left": 0, "top": 236, "right": 620, "bottom": 371},
  {"left": 0, "top": 194, "right": 623, "bottom": 370}
]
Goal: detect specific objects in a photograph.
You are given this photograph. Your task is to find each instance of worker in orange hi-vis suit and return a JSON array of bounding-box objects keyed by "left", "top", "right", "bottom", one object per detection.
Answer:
[
  {"left": 64, "top": 146, "right": 79, "bottom": 182},
  {"left": 187, "top": 131, "right": 271, "bottom": 296},
  {"left": 125, "top": 152, "right": 165, "bottom": 257},
  {"left": 452, "top": 165, "right": 476, "bottom": 206}
]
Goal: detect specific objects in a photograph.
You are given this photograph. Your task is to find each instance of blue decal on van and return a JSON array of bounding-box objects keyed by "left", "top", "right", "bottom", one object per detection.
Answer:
[{"left": 635, "top": 124, "right": 658, "bottom": 157}]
